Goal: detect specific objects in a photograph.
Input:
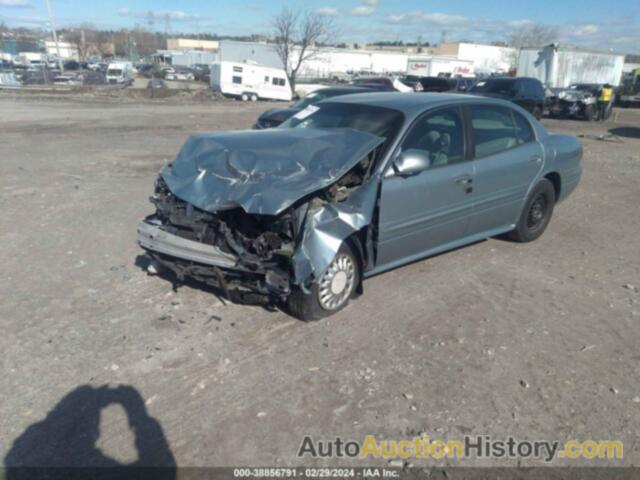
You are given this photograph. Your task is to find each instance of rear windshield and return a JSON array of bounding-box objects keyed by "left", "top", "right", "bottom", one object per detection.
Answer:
[
  {"left": 107, "top": 69, "right": 123, "bottom": 76},
  {"left": 470, "top": 79, "right": 516, "bottom": 95}
]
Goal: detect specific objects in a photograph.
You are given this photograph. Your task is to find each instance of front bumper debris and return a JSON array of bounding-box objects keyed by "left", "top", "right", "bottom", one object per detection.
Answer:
[
  {"left": 137, "top": 218, "right": 241, "bottom": 270},
  {"left": 137, "top": 218, "right": 291, "bottom": 303}
]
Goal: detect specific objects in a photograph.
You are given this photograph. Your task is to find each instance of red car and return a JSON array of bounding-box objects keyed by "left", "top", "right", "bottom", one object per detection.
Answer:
[{"left": 351, "top": 76, "right": 397, "bottom": 91}]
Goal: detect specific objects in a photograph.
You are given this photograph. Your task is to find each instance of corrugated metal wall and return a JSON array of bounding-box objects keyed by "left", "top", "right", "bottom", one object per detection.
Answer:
[{"left": 518, "top": 46, "right": 624, "bottom": 87}]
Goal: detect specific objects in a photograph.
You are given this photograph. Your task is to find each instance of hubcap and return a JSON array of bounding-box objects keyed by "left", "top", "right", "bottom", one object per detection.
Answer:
[
  {"left": 318, "top": 254, "right": 356, "bottom": 311},
  {"left": 527, "top": 195, "right": 547, "bottom": 229}
]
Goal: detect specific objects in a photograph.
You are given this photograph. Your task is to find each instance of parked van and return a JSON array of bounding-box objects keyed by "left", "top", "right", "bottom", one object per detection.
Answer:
[
  {"left": 106, "top": 62, "right": 135, "bottom": 86},
  {"left": 210, "top": 61, "right": 292, "bottom": 101}
]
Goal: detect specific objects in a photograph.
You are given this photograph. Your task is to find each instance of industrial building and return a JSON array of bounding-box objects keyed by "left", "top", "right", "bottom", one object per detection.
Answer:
[
  {"left": 166, "top": 38, "right": 219, "bottom": 52},
  {"left": 44, "top": 40, "right": 79, "bottom": 60},
  {"left": 431, "top": 42, "right": 517, "bottom": 74}
]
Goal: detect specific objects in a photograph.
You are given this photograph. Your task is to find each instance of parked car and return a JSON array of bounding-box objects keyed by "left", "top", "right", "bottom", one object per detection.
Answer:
[
  {"left": 165, "top": 69, "right": 195, "bottom": 81},
  {"left": 192, "top": 64, "right": 211, "bottom": 82},
  {"left": 137, "top": 92, "right": 582, "bottom": 320},
  {"left": 53, "top": 74, "right": 83, "bottom": 86},
  {"left": 63, "top": 60, "right": 80, "bottom": 71},
  {"left": 253, "top": 86, "right": 382, "bottom": 129},
  {"left": 618, "top": 68, "right": 640, "bottom": 107},
  {"left": 211, "top": 61, "right": 292, "bottom": 102},
  {"left": 414, "top": 76, "right": 476, "bottom": 93},
  {"left": 547, "top": 83, "right": 600, "bottom": 121},
  {"left": 351, "top": 76, "right": 397, "bottom": 91},
  {"left": 469, "top": 77, "right": 545, "bottom": 119}
]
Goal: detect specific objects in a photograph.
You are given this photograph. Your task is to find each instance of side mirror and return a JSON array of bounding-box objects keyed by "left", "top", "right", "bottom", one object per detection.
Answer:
[{"left": 393, "top": 149, "right": 432, "bottom": 177}]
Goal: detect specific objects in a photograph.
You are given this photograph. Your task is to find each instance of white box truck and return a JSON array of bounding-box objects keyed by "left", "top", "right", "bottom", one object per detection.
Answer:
[
  {"left": 210, "top": 61, "right": 292, "bottom": 101},
  {"left": 517, "top": 44, "right": 624, "bottom": 88},
  {"left": 106, "top": 62, "right": 135, "bottom": 86}
]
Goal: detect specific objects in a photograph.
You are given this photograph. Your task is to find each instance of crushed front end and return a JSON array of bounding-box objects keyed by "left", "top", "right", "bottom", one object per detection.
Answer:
[
  {"left": 136, "top": 127, "right": 385, "bottom": 305},
  {"left": 138, "top": 177, "right": 298, "bottom": 304},
  {"left": 548, "top": 89, "right": 597, "bottom": 119}
]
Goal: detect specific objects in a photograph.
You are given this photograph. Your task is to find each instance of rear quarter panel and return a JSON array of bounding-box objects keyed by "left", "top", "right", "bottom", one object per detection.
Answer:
[{"left": 540, "top": 133, "right": 583, "bottom": 202}]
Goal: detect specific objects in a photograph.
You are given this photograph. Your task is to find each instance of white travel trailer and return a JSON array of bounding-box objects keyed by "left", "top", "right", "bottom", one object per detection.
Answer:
[
  {"left": 106, "top": 62, "right": 135, "bottom": 86},
  {"left": 210, "top": 61, "right": 292, "bottom": 101}
]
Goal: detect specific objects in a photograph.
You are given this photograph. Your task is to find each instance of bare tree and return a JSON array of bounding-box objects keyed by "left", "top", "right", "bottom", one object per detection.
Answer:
[
  {"left": 508, "top": 24, "right": 557, "bottom": 49},
  {"left": 506, "top": 23, "right": 557, "bottom": 69},
  {"left": 272, "top": 8, "right": 333, "bottom": 94}
]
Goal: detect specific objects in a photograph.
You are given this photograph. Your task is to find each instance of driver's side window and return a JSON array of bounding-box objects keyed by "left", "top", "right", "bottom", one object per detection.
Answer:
[{"left": 401, "top": 107, "right": 465, "bottom": 168}]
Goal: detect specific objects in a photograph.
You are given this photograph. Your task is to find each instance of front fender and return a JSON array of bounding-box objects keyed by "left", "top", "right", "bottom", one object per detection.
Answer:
[{"left": 292, "top": 178, "right": 379, "bottom": 286}]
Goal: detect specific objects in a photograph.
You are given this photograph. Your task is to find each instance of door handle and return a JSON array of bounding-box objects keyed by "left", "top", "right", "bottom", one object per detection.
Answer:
[
  {"left": 455, "top": 176, "right": 473, "bottom": 185},
  {"left": 529, "top": 155, "right": 542, "bottom": 163},
  {"left": 455, "top": 175, "right": 473, "bottom": 194}
]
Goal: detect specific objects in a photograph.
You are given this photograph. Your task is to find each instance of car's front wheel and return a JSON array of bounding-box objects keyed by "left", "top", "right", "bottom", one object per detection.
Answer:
[
  {"left": 509, "top": 178, "right": 556, "bottom": 242},
  {"left": 287, "top": 243, "right": 360, "bottom": 321}
]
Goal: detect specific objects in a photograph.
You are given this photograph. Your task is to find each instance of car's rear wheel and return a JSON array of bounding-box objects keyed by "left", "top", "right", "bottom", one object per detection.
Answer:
[
  {"left": 532, "top": 105, "right": 542, "bottom": 120},
  {"left": 287, "top": 243, "right": 360, "bottom": 321},
  {"left": 250, "top": 93, "right": 258, "bottom": 102},
  {"left": 509, "top": 178, "right": 556, "bottom": 243}
]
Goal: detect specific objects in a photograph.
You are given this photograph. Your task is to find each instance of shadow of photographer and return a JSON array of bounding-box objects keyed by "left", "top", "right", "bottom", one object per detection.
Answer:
[{"left": 4, "top": 384, "right": 176, "bottom": 479}]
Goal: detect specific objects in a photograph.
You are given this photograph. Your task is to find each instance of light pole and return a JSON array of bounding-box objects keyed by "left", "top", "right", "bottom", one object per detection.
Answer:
[{"left": 44, "top": 0, "right": 64, "bottom": 73}]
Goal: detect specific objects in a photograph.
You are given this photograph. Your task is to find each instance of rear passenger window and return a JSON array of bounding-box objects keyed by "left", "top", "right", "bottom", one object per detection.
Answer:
[
  {"left": 511, "top": 111, "right": 534, "bottom": 144},
  {"left": 471, "top": 106, "right": 519, "bottom": 157},
  {"left": 401, "top": 107, "right": 465, "bottom": 168}
]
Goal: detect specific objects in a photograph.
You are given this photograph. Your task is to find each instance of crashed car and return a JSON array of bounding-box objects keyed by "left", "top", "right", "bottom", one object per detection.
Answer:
[
  {"left": 547, "top": 84, "right": 600, "bottom": 121},
  {"left": 138, "top": 92, "right": 582, "bottom": 320}
]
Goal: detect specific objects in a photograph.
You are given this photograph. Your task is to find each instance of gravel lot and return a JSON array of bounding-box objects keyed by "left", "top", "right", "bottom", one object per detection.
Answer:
[{"left": 1, "top": 93, "right": 639, "bottom": 470}]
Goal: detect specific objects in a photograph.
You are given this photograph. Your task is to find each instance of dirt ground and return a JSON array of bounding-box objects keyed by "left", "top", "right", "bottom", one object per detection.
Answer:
[{"left": 0, "top": 92, "right": 639, "bottom": 470}]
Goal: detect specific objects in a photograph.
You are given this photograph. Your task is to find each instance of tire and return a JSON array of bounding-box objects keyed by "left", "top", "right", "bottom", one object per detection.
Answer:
[
  {"left": 287, "top": 242, "right": 360, "bottom": 321},
  {"left": 532, "top": 105, "right": 542, "bottom": 120},
  {"left": 584, "top": 104, "right": 595, "bottom": 121},
  {"left": 509, "top": 178, "right": 556, "bottom": 243},
  {"left": 250, "top": 93, "right": 258, "bottom": 102},
  {"left": 240, "top": 93, "right": 249, "bottom": 102}
]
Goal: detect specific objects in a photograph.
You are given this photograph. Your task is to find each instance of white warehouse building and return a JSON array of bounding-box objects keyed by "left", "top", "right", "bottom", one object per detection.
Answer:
[
  {"left": 431, "top": 42, "right": 517, "bottom": 74},
  {"left": 206, "top": 40, "right": 515, "bottom": 80}
]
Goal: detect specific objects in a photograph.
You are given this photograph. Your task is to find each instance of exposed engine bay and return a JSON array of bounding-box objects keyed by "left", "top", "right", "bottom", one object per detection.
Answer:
[{"left": 140, "top": 149, "right": 376, "bottom": 304}]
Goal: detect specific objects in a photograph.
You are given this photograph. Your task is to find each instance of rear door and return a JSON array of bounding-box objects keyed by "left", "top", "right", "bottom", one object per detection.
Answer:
[
  {"left": 376, "top": 106, "right": 475, "bottom": 269},
  {"left": 514, "top": 80, "right": 536, "bottom": 114},
  {"left": 466, "top": 104, "right": 543, "bottom": 234}
]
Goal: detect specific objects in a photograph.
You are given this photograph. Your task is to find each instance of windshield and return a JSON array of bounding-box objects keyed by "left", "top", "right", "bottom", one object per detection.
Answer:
[
  {"left": 470, "top": 79, "right": 516, "bottom": 95},
  {"left": 107, "top": 69, "right": 123, "bottom": 76},
  {"left": 280, "top": 102, "right": 404, "bottom": 144}
]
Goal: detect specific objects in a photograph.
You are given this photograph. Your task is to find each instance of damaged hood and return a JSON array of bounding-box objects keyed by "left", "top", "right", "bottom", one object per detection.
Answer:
[{"left": 161, "top": 128, "right": 384, "bottom": 216}]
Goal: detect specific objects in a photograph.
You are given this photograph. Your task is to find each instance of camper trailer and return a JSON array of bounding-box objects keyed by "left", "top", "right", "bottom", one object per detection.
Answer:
[{"left": 210, "top": 61, "right": 292, "bottom": 101}]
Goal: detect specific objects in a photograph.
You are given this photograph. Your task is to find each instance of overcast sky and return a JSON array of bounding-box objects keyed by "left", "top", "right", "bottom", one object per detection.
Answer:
[{"left": 1, "top": 0, "right": 639, "bottom": 54}]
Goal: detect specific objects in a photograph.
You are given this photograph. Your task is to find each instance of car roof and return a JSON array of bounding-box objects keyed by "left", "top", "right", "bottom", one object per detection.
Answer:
[
  {"left": 321, "top": 91, "right": 517, "bottom": 116},
  {"left": 315, "top": 86, "right": 376, "bottom": 94}
]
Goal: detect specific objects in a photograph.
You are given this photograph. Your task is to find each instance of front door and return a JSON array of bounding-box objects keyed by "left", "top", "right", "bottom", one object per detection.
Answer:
[{"left": 376, "top": 106, "right": 475, "bottom": 270}]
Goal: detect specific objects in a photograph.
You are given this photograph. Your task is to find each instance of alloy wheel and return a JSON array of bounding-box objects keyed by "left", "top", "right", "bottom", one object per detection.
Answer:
[{"left": 318, "top": 254, "right": 356, "bottom": 311}]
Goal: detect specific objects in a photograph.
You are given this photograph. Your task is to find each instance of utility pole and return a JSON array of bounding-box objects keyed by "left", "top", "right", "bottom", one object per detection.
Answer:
[{"left": 44, "top": 0, "right": 64, "bottom": 73}]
